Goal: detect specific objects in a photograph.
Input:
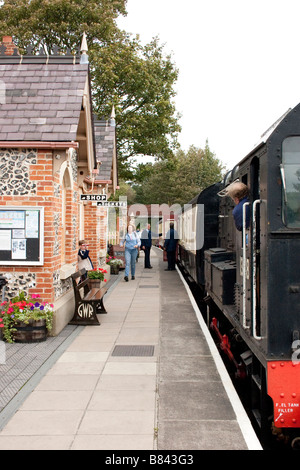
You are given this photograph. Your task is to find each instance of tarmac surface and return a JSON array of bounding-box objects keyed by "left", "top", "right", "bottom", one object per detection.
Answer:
[{"left": 0, "top": 248, "right": 262, "bottom": 450}]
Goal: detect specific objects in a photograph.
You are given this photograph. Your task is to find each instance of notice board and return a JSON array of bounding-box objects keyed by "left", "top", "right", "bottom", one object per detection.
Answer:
[{"left": 0, "top": 206, "right": 44, "bottom": 265}]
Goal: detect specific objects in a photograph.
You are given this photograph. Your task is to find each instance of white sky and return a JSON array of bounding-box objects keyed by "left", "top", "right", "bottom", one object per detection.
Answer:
[{"left": 118, "top": 0, "right": 300, "bottom": 171}]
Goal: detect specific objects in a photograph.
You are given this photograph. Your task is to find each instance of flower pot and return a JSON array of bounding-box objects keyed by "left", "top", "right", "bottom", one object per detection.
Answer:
[
  {"left": 87, "top": 278, "right": 102, "bottom": 289},
  {"left": 110, "top": 265, "right": 120, "bottom": 275},
  {"left": 13, "top": 319, "right": 47, "bottom": 343},
  {"left": 88, "top": 279, "right": 107, "bottom": 289}
]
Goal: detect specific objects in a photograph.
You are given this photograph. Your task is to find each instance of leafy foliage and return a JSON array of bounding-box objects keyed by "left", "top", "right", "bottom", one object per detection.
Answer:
[
  {"left": 91, "top": 35, "right": 181, "bottom": 176},
  {"left": 87, "top": 267, "right": 107, "bottom": 280},
  {"left": 133, "top": 141, "right": 224, "bottom": 206},
  {"left": 0, "top": 0, "right": 126, "bottom": 52},
  {"left": 0, "top": 291, "right": 54, "bottom": 343},
  {"left": 0, "top": 0, "right": 181, "bottom": 178}
]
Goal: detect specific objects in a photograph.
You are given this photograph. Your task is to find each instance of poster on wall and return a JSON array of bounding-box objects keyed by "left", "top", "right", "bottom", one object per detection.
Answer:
[{"left": 0, "top": 206, "right": 44, "bottom": 265}]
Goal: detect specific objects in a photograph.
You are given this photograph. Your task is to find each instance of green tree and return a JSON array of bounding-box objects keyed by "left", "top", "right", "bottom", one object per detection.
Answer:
[
  {"left": 134, "top": 157, "right": 176, "bottom": 205},
  {"left": 0, "top": 0, "right": 181, "bottom": 178},
  {"left": 134, "top": 142, "right": 224, "bottom": 206},
  {"left": 110, "top": 179, "right": 136, "bottom": 205},
  {"left": 91, "top": 35, "right": 180, "bottom": 178},
  {"left": 0, "top": 0, "right": 126, "bottom": 51},
  {"left": 173, "top": 141, "right": 224, "bottom": 203}
]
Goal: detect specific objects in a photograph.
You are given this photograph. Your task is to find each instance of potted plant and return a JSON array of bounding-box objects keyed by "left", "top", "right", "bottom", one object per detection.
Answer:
[
  {"left": 87, "top": 267, "right": 107, "bottom": 288},
  {"left": 106, "top": 257, "right": 123, "bottom": 274},
  {"left": 0, "top": 291, "right": 54, "bottom": 344}
]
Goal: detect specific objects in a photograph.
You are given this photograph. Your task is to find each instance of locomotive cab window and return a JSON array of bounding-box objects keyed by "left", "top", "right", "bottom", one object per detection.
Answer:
[{"left": 281, "top": 137, "right": 300, "bottom": 228}]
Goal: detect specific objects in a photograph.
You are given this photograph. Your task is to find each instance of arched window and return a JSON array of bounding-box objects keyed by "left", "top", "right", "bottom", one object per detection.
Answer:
[{"left": 59, "top": 162, "right": 72, "bottom": 265}]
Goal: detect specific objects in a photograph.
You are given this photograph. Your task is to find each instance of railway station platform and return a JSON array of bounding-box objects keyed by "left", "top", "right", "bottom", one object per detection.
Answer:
[{"left": 0, "top": 248, "right": 262, "bottom": 450}]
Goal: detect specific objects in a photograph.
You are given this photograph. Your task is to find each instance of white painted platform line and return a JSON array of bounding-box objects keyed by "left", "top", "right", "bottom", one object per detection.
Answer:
[{"left": 177, "top": 267, "right": 262, "bottom": 451}]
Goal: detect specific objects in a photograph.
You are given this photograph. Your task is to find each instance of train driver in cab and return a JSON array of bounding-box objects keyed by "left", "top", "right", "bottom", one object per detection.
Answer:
[{"left": 228, "top": 182, "right": 250, "bottom": 231}]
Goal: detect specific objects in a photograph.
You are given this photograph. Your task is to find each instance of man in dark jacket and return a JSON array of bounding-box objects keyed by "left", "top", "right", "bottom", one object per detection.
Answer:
[
  {"left": 141, "top": 224, "right": 153, "bottom": 268},
  {"left": 164, "top": 222, "right": 178, "bottom": 271}
]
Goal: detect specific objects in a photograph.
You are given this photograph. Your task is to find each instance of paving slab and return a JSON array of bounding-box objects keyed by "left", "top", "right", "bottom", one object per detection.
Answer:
[{"left": 0, "top": 248, "right": 261, "bottom": 450}]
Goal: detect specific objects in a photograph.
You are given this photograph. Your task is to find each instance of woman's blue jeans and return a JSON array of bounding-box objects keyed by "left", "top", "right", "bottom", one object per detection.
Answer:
[{"left": 125, "top": 248, "right": 138, "bottom": 277}]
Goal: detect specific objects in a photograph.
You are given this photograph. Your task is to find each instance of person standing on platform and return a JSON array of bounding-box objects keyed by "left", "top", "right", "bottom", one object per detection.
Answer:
[
  {"left": 120, "top": 225, "right": 141, "bottom": 281},
  {"left": 78, "top": 240, "right": 93, "bottom": 279},
  {"left": 141, "top": 223, "right": 153, "bottom": 269},
  {"left": 164, "top": 222, "right": 179, "bottom": 271},
  {"left": 135, "top": 227, "right": 141, "bottom": 262}
]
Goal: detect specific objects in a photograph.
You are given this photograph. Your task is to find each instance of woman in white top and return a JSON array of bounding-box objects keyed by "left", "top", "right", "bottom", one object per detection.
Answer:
[{"left": 78, "top": 240, "right": 93, "bottom": 279}]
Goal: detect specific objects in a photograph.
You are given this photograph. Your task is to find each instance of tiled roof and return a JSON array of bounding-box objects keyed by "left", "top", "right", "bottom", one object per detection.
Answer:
[
  {"left": 0, "top": 63, "right": 88, "bottom": 141},
  {"left": 94, "top": 119, "right": 116, "bottom": 182},
  {"left": 0, "top": 37, "right": 116, "bottom": 184}
]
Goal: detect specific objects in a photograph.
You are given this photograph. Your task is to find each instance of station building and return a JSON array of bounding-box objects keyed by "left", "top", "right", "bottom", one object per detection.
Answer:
[{"left": 0, "top": 36, "right": 118, "bottom": 335}]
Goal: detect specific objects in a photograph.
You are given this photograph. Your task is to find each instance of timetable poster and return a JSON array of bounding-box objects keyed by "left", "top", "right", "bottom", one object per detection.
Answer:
[{"left": 0, "top": 207, "right": 44, "bottom": 265}]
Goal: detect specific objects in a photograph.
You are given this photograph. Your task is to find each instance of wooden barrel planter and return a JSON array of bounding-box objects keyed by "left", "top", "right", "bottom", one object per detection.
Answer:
[
  {"left": 13, "top": 319, "right": 47, "bottom": 343},
  {"left": 87, "top": 279, "right": 102, "bottom": 289},
  {"left": 110, "top": 265, "right": 120, "bottom": 275}
]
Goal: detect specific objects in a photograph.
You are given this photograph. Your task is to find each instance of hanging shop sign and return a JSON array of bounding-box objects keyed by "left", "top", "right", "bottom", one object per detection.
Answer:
[
  {"left": 80, "top": 194, "right": 107, "bottom": 201},
  {"left": 0, "top": 206, "right": 44, "bottom": 266},
  {"left": 97, "top": 201, "right": 127, "bottom": 208}
]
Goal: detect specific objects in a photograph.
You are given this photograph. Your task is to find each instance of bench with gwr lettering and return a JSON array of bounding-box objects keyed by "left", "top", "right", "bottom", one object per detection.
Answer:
[{"left": 69, "top": 268, "right": 107, "bottom": 326}]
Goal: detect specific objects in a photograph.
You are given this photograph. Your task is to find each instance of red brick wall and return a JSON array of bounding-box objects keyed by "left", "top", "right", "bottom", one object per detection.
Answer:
[
  {"left": 0, "top": 148, "right": 109, "bottom": 305},
  {"left": 0, "top": 148, "right": 78, "bottom": 303}
]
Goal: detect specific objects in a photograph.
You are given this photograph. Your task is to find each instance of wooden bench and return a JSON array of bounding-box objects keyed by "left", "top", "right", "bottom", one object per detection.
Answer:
[{"left": 69, "top": 269, "right": 107, "bottom": 326}]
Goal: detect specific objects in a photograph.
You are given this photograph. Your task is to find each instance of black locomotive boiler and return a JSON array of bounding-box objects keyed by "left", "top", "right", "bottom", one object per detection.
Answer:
[{"left": 177, "top": 105, "right": 300, "bottom": 448}]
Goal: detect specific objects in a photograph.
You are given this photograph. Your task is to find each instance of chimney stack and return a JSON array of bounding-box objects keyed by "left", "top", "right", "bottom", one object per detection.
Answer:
[{"left": 2, "top": 36, "right": 19, "bottom": 56}]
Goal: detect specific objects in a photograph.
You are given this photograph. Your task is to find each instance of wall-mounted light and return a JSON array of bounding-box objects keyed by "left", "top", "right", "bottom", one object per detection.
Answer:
[{"left": 82, "top": 161, "right": 102, "bottom": 193}]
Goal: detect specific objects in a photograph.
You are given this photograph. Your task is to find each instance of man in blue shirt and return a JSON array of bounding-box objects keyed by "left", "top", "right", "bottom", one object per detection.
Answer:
[{"left": 229, "top": 182, "right": 250, "bottom": 231}]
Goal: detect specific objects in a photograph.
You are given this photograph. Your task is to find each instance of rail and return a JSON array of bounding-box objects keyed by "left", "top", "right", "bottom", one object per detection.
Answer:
[
  {"left": 252, "top": 199, "right": 263, "bottom": 340},
  {"left": 242, "top": 202, "right": 250, "bottom": 329}
]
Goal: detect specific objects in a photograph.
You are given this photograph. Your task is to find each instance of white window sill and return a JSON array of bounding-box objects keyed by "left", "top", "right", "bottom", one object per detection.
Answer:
[{"left": 60, "top": 263, "right": 76, "bottom": 280}]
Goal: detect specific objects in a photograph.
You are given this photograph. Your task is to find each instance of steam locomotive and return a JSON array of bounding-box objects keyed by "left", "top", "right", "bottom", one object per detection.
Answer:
[{"left": 177, "top": 104, "right": 300, "bottom": 448}]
